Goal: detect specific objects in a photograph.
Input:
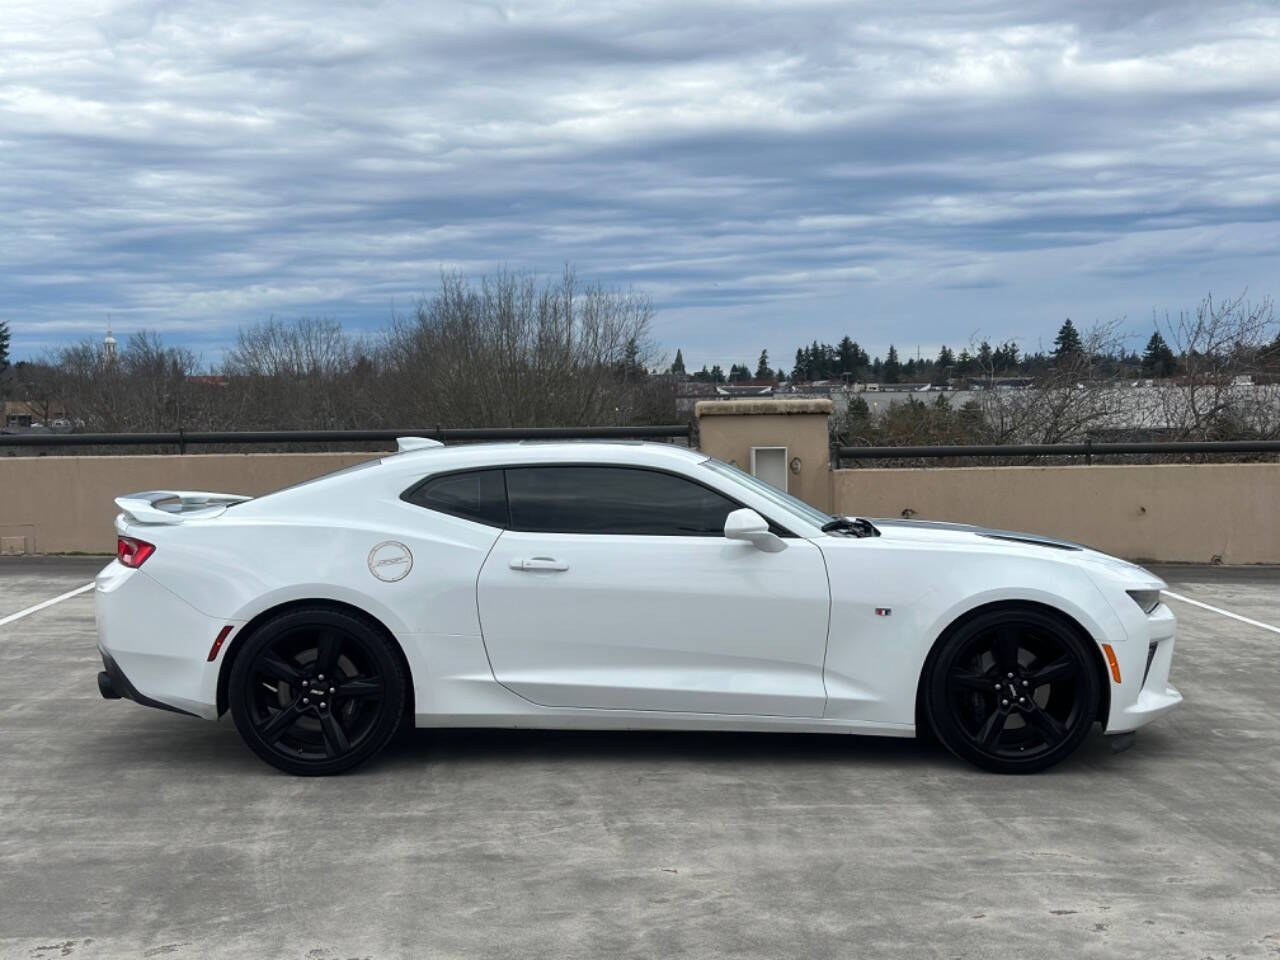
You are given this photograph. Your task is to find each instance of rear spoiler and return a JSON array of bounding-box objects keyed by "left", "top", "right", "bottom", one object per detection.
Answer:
[{"left": 114, "top": 491, "right": 252, "bottom": 525}]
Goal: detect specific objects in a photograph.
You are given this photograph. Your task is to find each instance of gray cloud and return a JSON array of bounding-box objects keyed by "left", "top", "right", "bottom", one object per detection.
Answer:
[{"left": 3, "top": 0, "right": 1279, "bottom": 367}]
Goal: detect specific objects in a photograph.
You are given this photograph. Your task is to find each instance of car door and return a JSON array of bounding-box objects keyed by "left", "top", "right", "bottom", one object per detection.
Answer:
[{"left": 475, "top": 464, "right": 831, "bottom": 717}]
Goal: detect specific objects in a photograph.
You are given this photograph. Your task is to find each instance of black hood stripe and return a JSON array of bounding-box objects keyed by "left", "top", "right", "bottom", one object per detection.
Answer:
[{"left": 871, "top": 518, "right": 1084, "bottom": 552}]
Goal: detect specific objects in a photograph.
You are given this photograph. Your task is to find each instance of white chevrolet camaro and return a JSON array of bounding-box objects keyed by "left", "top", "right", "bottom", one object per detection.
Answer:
[{"left": 95, "top": 439, "right": 1181, "bottom": 776}]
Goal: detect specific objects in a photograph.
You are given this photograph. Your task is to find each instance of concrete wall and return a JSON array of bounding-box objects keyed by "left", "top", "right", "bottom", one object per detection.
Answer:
[
  {"left": 833, "top": 462, "right": 1280, "bottom": 564},
  {"left": 0, "top": 453, "right": 377, "bottom": 554},
  {"left": 696, "top": 399, "right": 833, "bottom": 512}
]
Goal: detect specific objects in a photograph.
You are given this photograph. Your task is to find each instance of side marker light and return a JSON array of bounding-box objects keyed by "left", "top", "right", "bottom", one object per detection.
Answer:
[
  {"left": 207, "top": 625, "right": 234, "bottom": 662},
  {"left": 1101, "top": 643, "right": 1122, "bottom": 684}
]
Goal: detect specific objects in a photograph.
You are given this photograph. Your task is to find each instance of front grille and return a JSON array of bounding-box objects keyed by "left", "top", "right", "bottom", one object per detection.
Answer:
[{"left": 1142, "top": 641, "right": 1159, "bottom": 686}]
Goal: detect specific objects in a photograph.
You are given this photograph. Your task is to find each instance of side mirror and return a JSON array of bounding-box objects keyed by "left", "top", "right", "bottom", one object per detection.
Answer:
[{"left": 724, "top": 508, "right": 787, "bottom": 553}]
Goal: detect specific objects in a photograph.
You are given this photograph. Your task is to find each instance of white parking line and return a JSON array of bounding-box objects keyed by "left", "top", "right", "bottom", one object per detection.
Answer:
[
  {"left": 0, "top": 582, "right": 95, "bottom": 628},
  {"left": 1163, "top": 589, "right": 1280, "bottom": 636}
]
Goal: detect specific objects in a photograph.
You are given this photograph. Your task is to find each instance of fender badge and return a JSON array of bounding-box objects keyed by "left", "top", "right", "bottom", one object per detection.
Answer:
[
  {"left": 875, "top": 608, "right": 892, "bottom": 617},
  {"left": 368, "top": 541, "right": 413, "bottom": 582}
]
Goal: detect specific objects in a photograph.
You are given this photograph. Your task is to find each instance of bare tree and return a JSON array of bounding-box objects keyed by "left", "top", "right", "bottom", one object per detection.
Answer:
[
  {"left": 975, "top": 320, "right": 1130, "bottom": 444},
  {"left": 382, "top": 267, "right": 666, "bottom": 427},
  {"left": 222, "top": 317, "right": 383, "bottom": 430},
  {"left": 42, "top": 332, "right": 198, "bottom": 432},
  {"left": 1153, "top": 293, "right": 1279, "bottom": 439}
]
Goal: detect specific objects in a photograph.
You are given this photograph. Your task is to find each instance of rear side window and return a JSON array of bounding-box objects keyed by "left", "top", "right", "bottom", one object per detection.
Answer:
[
  {"left": 404, "top": 469, "right": 508, "bottom": 527},
  {"left": 505, "top": 466, "right": 737, "bottom": 536}
]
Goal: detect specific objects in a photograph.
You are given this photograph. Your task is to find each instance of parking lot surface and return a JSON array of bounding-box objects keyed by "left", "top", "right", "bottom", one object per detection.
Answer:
[{"left": 2, "top": 557, "right": 1279, "bottom": 959}]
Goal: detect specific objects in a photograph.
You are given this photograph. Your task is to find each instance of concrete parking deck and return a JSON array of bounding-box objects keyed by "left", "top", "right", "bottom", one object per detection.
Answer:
[{"left": 2, "top": 558, "right": 1279, "bottom": 959}]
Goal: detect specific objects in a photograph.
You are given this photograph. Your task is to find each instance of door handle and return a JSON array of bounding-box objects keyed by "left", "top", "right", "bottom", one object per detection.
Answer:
[{"left": 510, "top": 557, "right": 569, "bottom": 572}]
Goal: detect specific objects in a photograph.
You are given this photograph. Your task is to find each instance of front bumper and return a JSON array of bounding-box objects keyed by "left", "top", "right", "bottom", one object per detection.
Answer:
[{"left": 1104, "top": 601, "right": 1182, "bottom": 734}]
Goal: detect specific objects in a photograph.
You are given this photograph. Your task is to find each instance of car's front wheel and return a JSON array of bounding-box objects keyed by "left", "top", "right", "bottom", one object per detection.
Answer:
[
  {"left": 228, "top": 607, "right": 407, "bottom": 776},
  {"left": 924, "top": 607, "right": 1102, "bottom": 774}
]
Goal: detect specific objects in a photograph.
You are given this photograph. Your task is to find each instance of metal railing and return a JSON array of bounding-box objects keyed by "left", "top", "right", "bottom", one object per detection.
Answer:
[
  {"left": 835, "top": 439, "right": 1280, "bottom": 465},
  {"left": 0, "top": 424, "right": 692, "bottom": 453}
]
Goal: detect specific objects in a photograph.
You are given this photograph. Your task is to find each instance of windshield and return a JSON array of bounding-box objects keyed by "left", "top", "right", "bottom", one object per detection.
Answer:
[{"left": 700, "top": 457, "right": 834, "bottom": 529}]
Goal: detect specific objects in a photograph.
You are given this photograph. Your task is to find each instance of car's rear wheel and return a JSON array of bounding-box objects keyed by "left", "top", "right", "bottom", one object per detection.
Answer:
[
  {"left": 229, "top": 607, "right": 406, "bottom": 776},
  {"left": 924, "top": 607, "right": 1101, "bottom": 774}
]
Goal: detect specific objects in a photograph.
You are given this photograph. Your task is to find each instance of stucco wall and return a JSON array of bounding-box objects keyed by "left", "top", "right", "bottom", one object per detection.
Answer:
[
  {"left": 696, "top": 399, "right": 833, "bottom": 512},
  {"left": 2, "top": 449, "right": 1277, "bottom": 562},
  {"left": 0, "top": 453, "right": 377, "bottom": 554},
  {"left": 832, "top": 462, "right": 1280, "bottom": 564}
]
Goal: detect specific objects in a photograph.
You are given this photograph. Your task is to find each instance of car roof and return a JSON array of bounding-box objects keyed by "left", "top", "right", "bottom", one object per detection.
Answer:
[
  {"left": 236, "top": 440, "right": 712, "bottom": 514},
  {"left": 381, "top": 439, "right": 707, "bottom": 475}
]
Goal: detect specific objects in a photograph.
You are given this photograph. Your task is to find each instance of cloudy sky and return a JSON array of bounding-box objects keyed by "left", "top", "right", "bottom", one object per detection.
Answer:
[{"left": 3, "top": 0, "right": 1279, "bottom": 369}]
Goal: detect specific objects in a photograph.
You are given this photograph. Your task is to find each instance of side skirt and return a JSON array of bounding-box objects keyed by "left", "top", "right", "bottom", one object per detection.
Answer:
[{"left": 414, "top": 709, "right": 915, "bottom": 737}]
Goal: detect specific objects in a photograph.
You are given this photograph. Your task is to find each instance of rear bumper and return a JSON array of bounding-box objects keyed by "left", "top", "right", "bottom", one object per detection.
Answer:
[
  {"left": 95, "top": 560, "right": 237, "bottom": 720},
  {"left": 98, "top": 651, "right": 199, "bottom": 718}
]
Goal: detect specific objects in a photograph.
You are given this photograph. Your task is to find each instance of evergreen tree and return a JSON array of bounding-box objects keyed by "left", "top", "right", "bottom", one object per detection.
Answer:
[
  {"left": 0, "top": 319, "right": 9, "bottom": 373},
  {"left": 709, "top": 364, "right": 725, "bottom": 384},
  {"left": 871, "top": 356, "right": 883, "bottom": 378},
  {"left": 792, "top": 348, "right": 807, "bottom": 381},
  {"left": 954, "top": 348, "right": 974, "bottom": 377},
  {"left": 670, "top": 348, "right": 686, "bottom": 375},
  {"left": 977, "top": 340, "right": 993, "bottom": 371},
  {"left": 837, "top": 336, "right": 858, "bottom": 376},
  {"left": 1265, "top": 330, "right": 1280, "bottom": 369},
  {"left": 810, "top": 340, "right": 826, "bottom": 379},
  {"left": 620, "top": 337, "right": 642, "bottom": 377},
  {"left": 993, "top": 340, "right": 1020, "bottom": 371},
  {"left": 936, "top": 345, "right": 954, "bottom": 369},
  {"left": 1142, "top": 330, "right": 1177, "bottom": 377},
  {"left": 693, "top": 364, "right": 711, "bottom": 383},
  {"left": 755, "top": 349, "right": 771, "bottom": 380},
  {"left": 883, "top": 344, "right": 901, "bottom": 383},
  {"left": 1053, "top": 319, "right": 1083, "bottom": 360}
]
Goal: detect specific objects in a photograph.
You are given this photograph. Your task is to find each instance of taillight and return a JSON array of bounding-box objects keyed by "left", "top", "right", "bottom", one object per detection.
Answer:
[{"left": 117, "top": 536, "right": 156, "bottom": 568}]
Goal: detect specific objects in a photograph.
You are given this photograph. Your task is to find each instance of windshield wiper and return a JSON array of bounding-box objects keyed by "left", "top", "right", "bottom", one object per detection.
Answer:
[{"left": 821, "top": 516, "right": 880, "bottom": 538}]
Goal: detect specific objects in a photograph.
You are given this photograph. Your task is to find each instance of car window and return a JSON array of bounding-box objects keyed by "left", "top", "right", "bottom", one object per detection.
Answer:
[
  {"left": 505, "top": 466, "right": 737, "bottom": 536},
  {"left": 404, "top": 469, "right": 508, "bottom": 527}
]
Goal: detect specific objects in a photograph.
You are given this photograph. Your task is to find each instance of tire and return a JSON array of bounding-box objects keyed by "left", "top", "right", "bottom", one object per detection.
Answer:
[
  {"left": 229, "top": 607, "right": 407, "bottom": 776},
  {"left": 924, "top": 607, "right": 1101, "bottom": 774}
]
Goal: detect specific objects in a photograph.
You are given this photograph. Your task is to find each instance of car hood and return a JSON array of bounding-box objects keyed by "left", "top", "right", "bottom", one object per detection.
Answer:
[
  {"left": 869, "top": 517, "right": 1085, "bottom": 552},
  {"left": 844, "top": 516, "right": 1163, "bottom": 586}
]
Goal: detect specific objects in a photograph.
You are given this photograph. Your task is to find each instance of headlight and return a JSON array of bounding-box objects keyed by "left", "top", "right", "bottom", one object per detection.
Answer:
[{"left": 1127, "top": 589, "right": 1162, "bottom": 614}]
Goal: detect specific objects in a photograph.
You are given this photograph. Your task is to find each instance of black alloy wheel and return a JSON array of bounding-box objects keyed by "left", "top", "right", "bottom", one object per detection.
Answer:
[
  {"left": 925, "top": 607, "right": 1101, "bottom": 774},
  {"left": 229, "top": 607, "right": 406, "bottom": 776}
]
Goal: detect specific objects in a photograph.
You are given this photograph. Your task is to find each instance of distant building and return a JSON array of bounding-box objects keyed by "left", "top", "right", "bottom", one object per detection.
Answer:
[{"left": 1, "top": 399, "right": 69, "bottom": 431}]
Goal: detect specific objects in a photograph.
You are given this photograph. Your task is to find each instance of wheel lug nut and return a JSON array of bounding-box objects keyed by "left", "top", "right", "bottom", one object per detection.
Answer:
[
  {"left": 1001, "top": 699, "right": 1009, "bottom": 706},
  {"left": 1019, "top": 697, "right": 1025, "bottom": 703},
  {"left": 318, "top": 674, "right": 325, "bottom": 680},
  {"left": 1022, "top": 680, "right": 1029, "bottom": 687},
  {"left": 329, "top": 687, "right": 335, "bottom": 694},
  {"left": 320, "top": 701, "right": 327, "bottom": 709},
  {"left": 1006, "top": 672, "right": 1014, "bottom": 678},
  {"left": 302, "top": 698, "right": 309, "bottom": 704}
]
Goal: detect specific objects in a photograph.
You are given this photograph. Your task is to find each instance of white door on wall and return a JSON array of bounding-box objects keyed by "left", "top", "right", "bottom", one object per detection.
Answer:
[{"left": 751, "top": 446, "right": 788, "bottom": 492}]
